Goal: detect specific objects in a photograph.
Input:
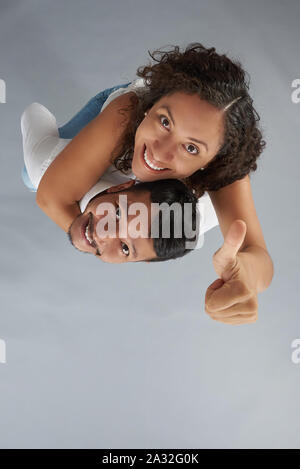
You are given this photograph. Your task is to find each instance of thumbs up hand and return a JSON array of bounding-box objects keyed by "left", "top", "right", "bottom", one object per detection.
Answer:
[{"left": 205, "top": 220, "right": 258, "bottom": 325}]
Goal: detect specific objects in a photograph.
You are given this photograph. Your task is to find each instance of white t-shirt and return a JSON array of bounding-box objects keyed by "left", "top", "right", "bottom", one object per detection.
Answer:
[{"left": 21, "top": 83, "right": 219, "bottom": 245}]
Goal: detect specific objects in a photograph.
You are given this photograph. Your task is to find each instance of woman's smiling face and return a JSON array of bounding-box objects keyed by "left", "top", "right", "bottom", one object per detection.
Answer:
[{"left": 132, "top": 91, "right": 225, "bottom": 181}]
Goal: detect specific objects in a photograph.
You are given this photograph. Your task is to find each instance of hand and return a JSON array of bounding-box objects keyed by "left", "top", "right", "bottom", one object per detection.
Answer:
[{"left": 205, "top": 220, "right": 258, "bottom": 325}]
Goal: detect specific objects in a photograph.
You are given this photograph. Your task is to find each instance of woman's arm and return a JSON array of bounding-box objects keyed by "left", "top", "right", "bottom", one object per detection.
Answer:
[
  {"left": 208, "top": 175, "right": 274, "bottom": 292},
  {"left": 36, "top": 91, "right": 137, "bottom": 232}
]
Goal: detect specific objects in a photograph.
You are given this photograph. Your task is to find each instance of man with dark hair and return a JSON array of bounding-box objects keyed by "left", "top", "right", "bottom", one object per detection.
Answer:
[{"left": 66, "top": 178, "right": 200, "bottom": 263}]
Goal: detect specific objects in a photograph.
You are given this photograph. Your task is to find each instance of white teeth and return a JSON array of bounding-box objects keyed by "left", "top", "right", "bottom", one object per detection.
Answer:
[
  {"left": 143, "top": 148, "right": 166, "bottom": 171},
  {"left": 85, "top": 224, "right": 92, "bottom": 244}
]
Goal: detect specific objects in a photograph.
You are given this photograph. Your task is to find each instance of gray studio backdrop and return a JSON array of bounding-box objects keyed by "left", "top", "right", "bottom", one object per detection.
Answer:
[{"left": 0, "top": 0, "right": 299, "bottom": 449}]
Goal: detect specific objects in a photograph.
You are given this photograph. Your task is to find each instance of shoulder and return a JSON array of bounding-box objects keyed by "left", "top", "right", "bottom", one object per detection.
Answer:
[
  {"left": 106, "top": 90, "right": 139, "bottom": 110},
  {"left": 88, "top": 90, "right": 138, "bottom": 138}
]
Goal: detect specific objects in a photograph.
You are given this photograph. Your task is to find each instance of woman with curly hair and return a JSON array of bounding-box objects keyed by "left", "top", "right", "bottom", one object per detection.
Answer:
[{"left": 26, "top": 42, "right": 274, "bottom": 325}]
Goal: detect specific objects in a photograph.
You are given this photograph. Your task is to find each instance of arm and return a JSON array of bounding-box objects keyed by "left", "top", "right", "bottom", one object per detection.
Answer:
[
  {"left": 36, "top": 91, "right": 137, "bottom": 233},
  {"left": 208, "top": 175, "right": 274, "bottom": 292}
]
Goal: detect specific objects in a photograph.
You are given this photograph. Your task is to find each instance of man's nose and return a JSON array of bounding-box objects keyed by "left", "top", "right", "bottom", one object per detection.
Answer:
[
  {"left": 93, "top": 208, "right": 119, "bottom": 237},
  {"left": 93, "top": 234, "right": 114, "bottom": 257},
  {"left": 92, "top": 218, "right": 110, "bottom": 253}
]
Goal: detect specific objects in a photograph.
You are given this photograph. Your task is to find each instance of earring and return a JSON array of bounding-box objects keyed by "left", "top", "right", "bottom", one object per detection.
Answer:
[
  {"left": 200, "top": 167, "right": 205, "bottom": 171},
  {"left": 144, "top": 112, "right": 148, "bottom": 116}
]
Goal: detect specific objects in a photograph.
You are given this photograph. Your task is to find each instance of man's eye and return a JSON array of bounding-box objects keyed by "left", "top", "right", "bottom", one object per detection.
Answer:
[
  {"left": 116, "top": 206, "right": 121, "bottom": 221},
  {"left": 121, "top": 242, "right": 129, "bottom": 256}
]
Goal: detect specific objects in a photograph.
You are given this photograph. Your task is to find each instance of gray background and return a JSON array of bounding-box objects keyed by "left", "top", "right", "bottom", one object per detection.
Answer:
[{"left": 0, "top": 0, "right": 299, "bottom": 449}]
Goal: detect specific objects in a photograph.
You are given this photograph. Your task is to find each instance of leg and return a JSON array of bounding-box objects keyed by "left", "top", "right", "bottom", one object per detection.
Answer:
[{"left": 58, "top": 82, "right": 131, "bottom": 139}]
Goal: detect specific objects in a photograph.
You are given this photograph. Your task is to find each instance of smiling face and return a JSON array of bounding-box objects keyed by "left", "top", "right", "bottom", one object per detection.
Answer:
[
  {"left": 131, "top": 91, "right": 225, "bottom": 181},
  {"left": 67, "top": 182, "right": 157, "bottom": 263}
]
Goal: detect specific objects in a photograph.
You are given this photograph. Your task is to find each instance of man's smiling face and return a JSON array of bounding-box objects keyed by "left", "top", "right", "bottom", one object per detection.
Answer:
[{"left": 67, "top": 181, "right": 157, "bottom": 263}]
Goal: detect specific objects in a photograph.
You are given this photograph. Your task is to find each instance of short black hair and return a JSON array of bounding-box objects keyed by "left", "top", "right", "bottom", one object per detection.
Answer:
[{"left": 129, "top": 179, "right": 200, "bottom": 262}]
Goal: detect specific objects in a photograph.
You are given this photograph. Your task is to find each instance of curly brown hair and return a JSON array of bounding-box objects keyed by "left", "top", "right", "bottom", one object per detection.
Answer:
[{"left": 110, "top": 42, "right": 266, "bottom": 198}]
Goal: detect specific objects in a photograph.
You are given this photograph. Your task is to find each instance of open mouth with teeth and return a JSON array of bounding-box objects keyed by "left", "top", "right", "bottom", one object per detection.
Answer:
[
  {"left": 80, "top": 213, "right": 101, "bottom": 256},
  {"left": 81, "top": 213, "right": 93, "bottom": 247},
  {"left": 142, "top": 144, "right": 170, "bottom": 173}
]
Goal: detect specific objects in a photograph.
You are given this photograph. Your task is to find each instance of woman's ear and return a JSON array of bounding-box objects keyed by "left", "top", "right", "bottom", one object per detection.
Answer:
[{"left": 106, "top": 179, "right": 136, "bottom": 193}]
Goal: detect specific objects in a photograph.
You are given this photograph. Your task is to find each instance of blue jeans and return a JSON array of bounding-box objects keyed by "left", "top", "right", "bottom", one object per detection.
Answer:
[{"left": 22, "top": 82, "right": 131, "bottom": 191}]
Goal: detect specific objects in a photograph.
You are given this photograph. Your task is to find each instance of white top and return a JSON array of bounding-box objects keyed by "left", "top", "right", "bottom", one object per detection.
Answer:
[
  {"left": 101, "top": 78, "right": 147, "bottom": 111},
  {"left": 21, "top": 81, "right": 219, "bottom": 247}
]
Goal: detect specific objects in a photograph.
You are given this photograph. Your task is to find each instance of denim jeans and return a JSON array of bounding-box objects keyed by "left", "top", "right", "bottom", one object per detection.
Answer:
[{"left": 22, "top": 82, "right": 131, "bottom": 191}]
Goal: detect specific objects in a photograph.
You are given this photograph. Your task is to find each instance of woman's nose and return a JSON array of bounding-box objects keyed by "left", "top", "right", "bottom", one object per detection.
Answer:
[{"left": 153, "top": 139, "right": 174, "bottom": 164}]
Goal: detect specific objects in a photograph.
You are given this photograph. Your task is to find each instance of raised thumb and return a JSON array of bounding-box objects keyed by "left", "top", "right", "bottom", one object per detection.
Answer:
[{"left": 213, "top": 219, "right": 247, "bottom": 278}]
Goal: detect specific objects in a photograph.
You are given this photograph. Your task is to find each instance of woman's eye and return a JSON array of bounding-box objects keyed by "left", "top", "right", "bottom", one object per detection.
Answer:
[
  {"left": 159, "top": 115, "right": 170, "bottom": 129},
  {"left": 116, "top": 206, "right": 121, "bottom": 221},
  {"left": 185, "top": 144, "right": 199, "bottom": 155},
  {"left": 121, "top": 242, "right": 129, "bottom": 256},
  {"left": 159, "top": 115, "right": 199, "bottom": 155}
]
